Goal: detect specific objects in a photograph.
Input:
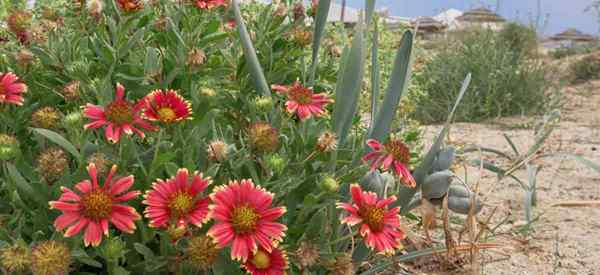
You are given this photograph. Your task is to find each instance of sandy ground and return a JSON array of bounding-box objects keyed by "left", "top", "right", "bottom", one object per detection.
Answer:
[{"left": 405, "top": 81, "right": 600, "bottom": 274}]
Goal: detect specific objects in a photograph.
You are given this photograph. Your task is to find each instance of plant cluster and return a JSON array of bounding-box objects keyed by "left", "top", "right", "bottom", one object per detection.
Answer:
[{"left": 569, "top": 52, "right": 600, "bottom": 84}]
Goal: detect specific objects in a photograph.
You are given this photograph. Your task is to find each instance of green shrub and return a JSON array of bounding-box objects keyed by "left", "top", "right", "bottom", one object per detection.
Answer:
[
  {"left": 570, "top": 53, "right": 600, "bottom": 83},
  {"left": 411, "top": 28, "right": 548, "bottom": 123},
  {"left": 551, "top": 43, "right": 600, "bottom": 59},
  {"left": 499, "top": 22, "right": 538, "bottom": 58}
]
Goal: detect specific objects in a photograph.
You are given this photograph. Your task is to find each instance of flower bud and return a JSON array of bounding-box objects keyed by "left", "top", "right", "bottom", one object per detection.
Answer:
[
  {"left": 0, "top": 134, "right": 20, "bottom": 161},
  {"left": 187, "top": 48, "right": 207, "bottom": 69},
  {"left": 319, "top": 175, "right": 339, "bottom": 193},
  {"left": 0, "top": 244, "right": 30, "bottom": 273},
  {"left": 99, "top": 237, "right": 126, "bottom": 262},
  {"left": 265, "top": 154, "right": 285, "bottom": 174},
  {"left": 166, "top": 224, "right": 188, "bottom": 241},
  {"left": 185, "top": 236, "right": 219, "bottom": 271},
  {"left": 251, "top": 96, "right": 274, "bottom": 113},
  {"left": 295, "top": 242, "right": 319, "bottom": 268},
  {"left": 37, "top": 148, "right": 69, "bottom": 183},
  {"left": 31, "top": 241, "right": 71, "bottom": 275},
  {"left": 207, "top": 139, "right": 230, "bottom": 162},
  {"left": 248, "top": 122, "right": 279, "bottom": 153},
  {"left": 31, "top": 107, "right": 62, "bottom": 129},
  {"left": 64, "top": 111, "right": 83, "bottom": 128},
  {"left": 62, "top": 80, "right": 81, "bottom": 101},
  {"left": 316, "top": 131, "right": 337, "bottom": 153},
  {"left": 16, "top": 49, "right": 34, "bottom": 69},
  {"left": 199, "top": 87, "right": 216, "bottom": 98}
]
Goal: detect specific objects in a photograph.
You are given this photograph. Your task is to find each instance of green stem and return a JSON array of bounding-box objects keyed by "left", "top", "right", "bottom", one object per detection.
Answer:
[{"left": 149, "top": 129, "right": 164, "bottom": 178}]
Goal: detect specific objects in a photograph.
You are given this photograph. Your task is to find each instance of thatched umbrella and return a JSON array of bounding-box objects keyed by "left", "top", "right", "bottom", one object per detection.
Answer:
[
  {"left": 549, "top": 28, "right": 596, "bottom": 42},
  {"left": 412, "top": 17, "right": 447, "bottom": 33},
  {"left": 456, "top": 7, "right": 506, "bottom": 23}
]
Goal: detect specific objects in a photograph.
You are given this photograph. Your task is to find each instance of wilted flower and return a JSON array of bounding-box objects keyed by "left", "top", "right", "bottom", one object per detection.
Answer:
[
  {"left": 207, "top": 140, "right": 230, "bottom": 162},
  {"left": 117, "top": 0, "right": 143, "bottom": 12},
  {"left": 292, "top": 28, "right": 313, "bottom": 47},
  {"left": 292, "top": 1, "right": 305, "bottom": 21},
  {"left": 295, "top": 242, "right": 319, "bottom": 268},
  {"left": 87, "top": 0, "right": 104, "bottom": 17},
  {"left": 31, "top": 107, "right": 62, "bottom": 129},
  {"left": 143, "top": 169, "right": 211, "bottom": 228},
  {"left": 30, "top": 241, "right": 71, "bottom": 275},
  {"left": 272, "top": 81, "right": 333, "bottom": 121},
  {"left": 83, "top": 83, "right": 157, "bottom": 143},
  {"left": 337, "top": 184, "right": 406, "bottom": 255},
  {"left": 194, "top": 0, "right": 229, "bottom": 9},
  {"left": 248, "top": 122, "right": 279, "bottom": 153},
  {"left": 49, "top": 163, "right": 141, "bottom": 246},
  {"left": 316, "top": 131, "right": 337, "bottom": 153},
  {"left": 0, "top": 72, "right": 28, "bottom": 106},
  {"left": 29, "top": 24, "right": 48, "bottom": 44},
  {"left": 0, "top": 244, "right": 30, "bottom": 273},
  {"left": 243, "top": 247, "right": 289, "bottom": 275},
  {"left": 0, "top": 134, "right": 20, "bottom": 161},
  {"left": 363, "top": 138, "right": 416, "bottom": 188},
  {"left": 7, "top": 10, "right": 32, "bottom": 34},
  {"left": 185, "top": 235, "right": 220, "bottom": 271},
  {"left": 15, "top": 49, "right": 34, "bottom": 69},
  {"left": 37, "top": 148, "right": 69, "bottom": 183},
  {"left": 62, "top": 80, "right": 81, "bottom": 101},
  {"left": 142, "top": 89, "right": 192, "bottom": 124},
  {"left": 323, "top": 253, "right": 354, "bottom": 275},
  {"left": 208, "top": 179, "right": 287, "bottom": 261},
  {"left": 329, "top": 45, "right": 342, "bottom": 58},
  {"left": 187, "top": 48, "right": 206, "bottom": 69}
]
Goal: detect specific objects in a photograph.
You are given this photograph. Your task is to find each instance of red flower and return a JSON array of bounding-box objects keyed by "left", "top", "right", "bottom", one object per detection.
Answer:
[
  {"left": 117, "top": 0, "right": 143, "bottom": 12},
  {"left": 363, "top": 139, "right": 416, "bottom": 188},
  {"left": 142, "top": 168, "right": 211, "bottom": 229},
  {"left": 195, "top": 0, "right": 228, "bottom": 9},
  {"left": 49, "top": 163, "right": 141, "bottom": 246},
  {"left": 0, "top": 72, "right": 27, "bottom": 106},
  {"left": 83, "top": 83, "right": 157, "bottom": 143},
  {"left": 242, "top": 247, "right": 289, "bottom": 275},
  {"left": 207, "top": 179, "right": 287, "bottom": 262},
  {"left": 271, "top": 81, "right": 333, "bottom": 121},
  {"left": 337, "top": 184, "right": 405, "bottom": 255},
  {"left": 225, "top": 20, "right": 236, "bottom": 30},
  {"left": 142, "top": 89, "right": 192, "bottom": 124}
]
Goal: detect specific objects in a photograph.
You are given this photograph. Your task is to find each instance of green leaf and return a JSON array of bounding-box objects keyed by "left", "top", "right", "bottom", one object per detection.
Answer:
[
  {"left": 332, "top": 19, "right": 365, "bottom": 145},
  {"left": 5, "top": 163, "right": 47, "bottom": 205},
  {"left": 308, "top": 0, "right": 332, "bottom": 84},
  {"left": 399, "top": 74, "right": 471, "bottom": 213},
  {"left": 232, "top": 0, "right": 271, "bottom": 97},
  {"left": 144, "top": 47, "right": 161, "bottom": 77},
  {"left": 72, "top": 248, "right": 103, "bottom": 268},
  {"left": 369, "top": 20, "right": 380, "bottom": 129},
  {"left": 31, "top": 128, "right": 81, "bottom": 160},
  {"left": 118, "top": 27, "right": 146, "bottom": 58},
  {"left": 133, "top": 243, "right": 155, "bottom": 260},
  {"left": 368, "top": 31, "right": 413, "bottom": 142},
  {"left": 365, "top": 0, "right": 377, "bottom": 26}
]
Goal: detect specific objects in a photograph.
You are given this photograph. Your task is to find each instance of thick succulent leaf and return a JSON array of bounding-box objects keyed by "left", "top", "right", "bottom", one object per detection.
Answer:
[
  {"left": 232, "top": 0, "right": 271, "bottom": 97},
  {"left": 308, "top": 0, "right": 332, "bottom": 84},
  {"left": 368, "top": 31, "right": 414, "bottom": 143},
  {"left": 332, "top": 18, "right": 365, "bottom": 144},
  {"left": 365, "top": 0, "right": 377, "bottom": 26},
  {"left": 369, "top": 20, "right": 380, "bottom": 129},
  {"left": 398, "top": 74, "right": 471, "bottom": 213},
  {"left": 421, "top": 170, "right": 453, "bottom": 199},
  {"left": 433, "top": 147, "right": 456, "bottom": 172}
]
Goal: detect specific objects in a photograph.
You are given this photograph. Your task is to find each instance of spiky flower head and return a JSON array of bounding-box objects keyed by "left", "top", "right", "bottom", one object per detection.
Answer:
[
  {"left": 207, "top": 140, "right": 230, "bottom": 162},
  {"left": 99, "top": 237, "right": 126, "bottom": 262},
  {"left": 292, "top": 28, "right": 313, "bottom": 47},
  {"left": 0, "top": 244, "right": 30, "bottom": 273},
  {"left": 0, "top": 134, "right": 20, "bottom": 161},
  {"left": 87, "top": 0, "right": 104, "bottom": 17},
  {"left": 295, "top": 242, "right": 319, "bottom": 268},
  {"left": 37, "top": 148, "right": 69, "bottom": 183},
  {"left": 166, "top": 224, "right": 187, "bottom": 241},
  {"left": 62, "top": 80, "right": 81, "bottom": 101},
  {"left": 30, "top": 241, "right": 71, "bottom": 275},
  {"left": 16, "top": 49, "right": 34, "bottom": 69},
  {"left": 87, "top": 152, "right": 112, "bottom": 175},
  {"left": 7, "top": 10, "right": 32, "bottom": 34},
  {"left": 323, "top": 253, "right": 354, "bottom": 275},
  {"left": 316, "top": 131, "right": 337, "bottom": 153},
  {"left": 265, "top": 154, "right": 286, "bottom": 174},
  {"left": 187, "top": 48, "right": 207, "bottom": 69},
  {"left": 248, "top": 122, "right": 279, "bottom": 153},
  {"left": 31, "top": 107, "right": 62, "bottom": 129},
  {"left": 185, "top": 235, "right": 219, "bottom": 271},
  {"left": 251, "top": 96, "right": 274, "bottom": 113}
]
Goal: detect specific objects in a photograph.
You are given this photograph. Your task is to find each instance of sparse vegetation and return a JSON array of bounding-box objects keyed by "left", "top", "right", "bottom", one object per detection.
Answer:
[{"left": 570, "top": 52, "right": 600, "bottom": 83}]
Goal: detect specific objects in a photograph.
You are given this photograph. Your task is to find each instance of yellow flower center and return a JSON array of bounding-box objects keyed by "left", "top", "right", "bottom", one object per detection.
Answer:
[
  {"left": 157, "top": 107, "right": 177, "bottom": 123},
  {"left": 359, "top": 205, "right": 385, "bottom": 232},
  {"left": 168, "top": 191, "right": 194, "bottom": 216},
  {"left": 81, "top": 190, "right": 113, "bottom": 220},
  {"left": 250, "top": 250, "right": 271, "bottom": 269},
  {"left": 105, "top": 101, "right": 134, "bottom": 125},
  {"left": 289, "top": 86, "right": 313, "bottom": 105},
  {"left": 231, "top": 205, "right": 260, "bottom": 234},
  {"left": 384, "top": 140, "right": 411, "bottom": 165}
]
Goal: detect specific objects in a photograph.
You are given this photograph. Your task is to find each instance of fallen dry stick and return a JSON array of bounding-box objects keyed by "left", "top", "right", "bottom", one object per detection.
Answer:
[{"left": 551, "top": 201, "right": 600, "bottom": 207}]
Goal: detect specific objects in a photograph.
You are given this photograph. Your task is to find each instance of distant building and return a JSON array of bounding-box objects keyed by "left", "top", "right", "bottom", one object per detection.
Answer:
[
  {"left": 455, "top": 7, "right": 506, "bottom": 31},
  {"left": 543, "top": 28, "right": 597, "bottom": 49},
  {"left": 433, "top": 9, "right": 463, "bottom": 31},
  {"left": 411, "top": 17, "right": 447, "bottom": 40}
]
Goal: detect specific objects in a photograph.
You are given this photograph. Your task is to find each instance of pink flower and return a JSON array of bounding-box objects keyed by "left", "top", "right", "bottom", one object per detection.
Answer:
[
  {"left": 337, "top": 184, "right": 406, "bottom": 255},
  {"left": 242, "top": 247, "right": 289, "bottom": 275},
  {"left": 363, "top": 139, "right": 416, "bottom": 188},
  {"left": 271, "top": 81, "right": 333, "bottom": 121},
  {"left": 142, "top": 168, "right": 211, "bottom": 229},
  {"left": 195, "top": 0, "right": 228, "bottom": 9},
  {"left": 49, "top": 163, "right": 141, "bottom": 246},
  {"left": 0, "top": 72, "right": 27, "bottom": 106},
  {"left": 142, "top": 89, "right": 192, "bottom": 124},
  {"left": 207, "top": 179, "right": 287, "bottom": 262},
  {"left": 83, "top": 83, "right": 157, "bottom": 143}
]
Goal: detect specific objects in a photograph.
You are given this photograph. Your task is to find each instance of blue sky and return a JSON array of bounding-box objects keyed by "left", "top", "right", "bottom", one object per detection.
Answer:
[{"left": 343, "top": 0, "right": 598, "bottom": 36}]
